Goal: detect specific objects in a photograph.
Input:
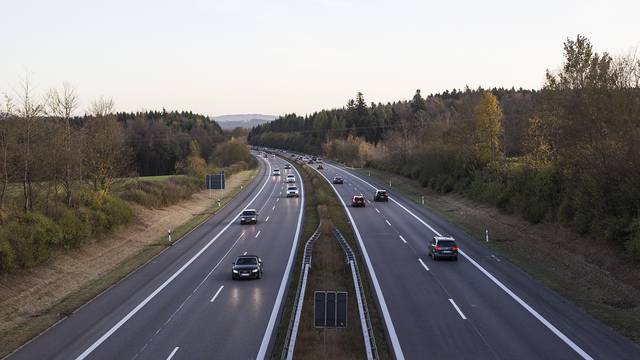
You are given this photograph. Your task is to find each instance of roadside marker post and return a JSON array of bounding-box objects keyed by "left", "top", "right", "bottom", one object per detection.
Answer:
[
  {"left": 168, "top": 229, "right": 172, "bottom": 246},
  {"left": 486, "top": 229, "right": 489, "bottom": 242}
]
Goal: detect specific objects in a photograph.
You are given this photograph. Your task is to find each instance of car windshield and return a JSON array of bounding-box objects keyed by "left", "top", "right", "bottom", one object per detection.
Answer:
[
  {"left": 437, "top": 240, "right": 456, "bottom": 247},
  {"left": 377, "top": 191, "right": 387, "bottom": 195},
  {"left": 236, "top": 257, "right": 257, "bottom": 265},
  {"left": 354, "top": 197, "right": 363, "bottom": 201},
  {"left": 242, "top": 210, "right": 256, "bottom": 216},
  {"left": 288, "top": 187, "right": 297, "bottom": 191}
]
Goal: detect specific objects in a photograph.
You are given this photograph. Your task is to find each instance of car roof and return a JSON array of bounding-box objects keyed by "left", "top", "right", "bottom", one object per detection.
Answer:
[
  {"left": 243, "top": 208, "right": 257, "bottom": 212},
  {"left": 236, "top": 255, "right": 259, "bottom": 259},
  {"left": 353, "top": 195, "right": 364, "bottom": 198}
]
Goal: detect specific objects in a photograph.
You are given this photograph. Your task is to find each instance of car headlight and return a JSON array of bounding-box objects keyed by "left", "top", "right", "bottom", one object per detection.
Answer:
[
  {"left": 233, "top": 270, "right": 239, "bottom": 273},
  {"left": 252, "top": 217, "right": 256, "bottom": 220},
  {"left": 252, "top": 269, "right": 258, "bottom": 273}
]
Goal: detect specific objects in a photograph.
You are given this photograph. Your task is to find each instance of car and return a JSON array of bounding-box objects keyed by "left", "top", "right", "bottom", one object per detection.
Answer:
[
  {"left": 351, "top": 195, "right": 365, "bottom": 207},
  {"left": 374, "top": 189, "right": 389, "bottom": 202},
  {"left": 429, "top": 236, "right": 459, "bottom": 261},
  {"left": 240, "top": 209, "right": 258, "bottom": 224},
  {"left": 317, "top": 164, "right": 324, "bottom": 170},
  {"left": 232, "top": 255, "right": 263, "bottom": 280},
  {"left": 286, "top": 174, "right": 296, "bottom": 183},
  {"left": 332, "top": 176, "right": 343, "bottom": 184},
  {"left": 284, "top": 164, "right": 291, "bottom": 169},
  {"left": 272, "top": 169, "right": 281, "bottom": 176},
  {"left": 307, "top": 160, "right": 315, "bottom": 164},
  {"left": 286, "top": 185, "right": 299, "bottom": 197}
]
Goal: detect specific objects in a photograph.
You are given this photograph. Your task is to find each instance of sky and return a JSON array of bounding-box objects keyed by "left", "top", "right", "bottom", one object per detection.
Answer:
[{"left": 1, "top": 0, "right": 638, "bottom": 117}]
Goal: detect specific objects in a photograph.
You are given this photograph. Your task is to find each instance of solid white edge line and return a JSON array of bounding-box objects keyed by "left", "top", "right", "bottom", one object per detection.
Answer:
[
  {"left": 399, "top": 235, "right": 407, "bottom": 244},
  {"left": 210, "top": 285, "right": 225, "bottom": 303},
  {"left": 255, "top": 230, "right": 262, "bottom": 238},
  {"left": 418, "top": 258, "right": 429, "bottom": 271},
  {"left": 257, "top": 158, "right": 305, "bottom": 359},
  {"left": 448, "top": 299, "right": 467, "bottom": 320},
  {"left": 328, "top": 162, "right": 594, "bottom": 360},
  {"left": 74, "top": 156, "right": 273, "bottom": 360},
  {"left": 312, "top": 166, "right": 405, "bottom": 360},
  {"left": 166, "top": 346, "right": 179, "bottom": 360}
]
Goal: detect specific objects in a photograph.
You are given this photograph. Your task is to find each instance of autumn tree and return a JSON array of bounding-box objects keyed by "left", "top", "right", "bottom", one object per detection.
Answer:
[
  {"left": 473, "top": 91, "right": 503, "bottom": 162},
  {"left": 83, "top": 100, "right": 131, "bottom": 198}
]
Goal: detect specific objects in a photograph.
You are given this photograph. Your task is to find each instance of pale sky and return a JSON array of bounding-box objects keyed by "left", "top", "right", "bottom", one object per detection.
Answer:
[{"left": 1, "top": 0, "right": 638, "bottom": 116}]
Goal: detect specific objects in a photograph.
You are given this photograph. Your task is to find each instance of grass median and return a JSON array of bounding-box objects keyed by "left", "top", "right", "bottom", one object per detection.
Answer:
[{"left": 271, "top": 157, "right": 390, "bottom": 359}]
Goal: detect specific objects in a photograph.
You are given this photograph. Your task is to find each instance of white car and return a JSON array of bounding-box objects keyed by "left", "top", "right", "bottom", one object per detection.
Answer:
[
  {"left": 286, "top": 174, "right": 296, "bottom": 183},
  {"left": 286, "top": 186, "right": 299, "bottom": 197},
  {"left": 272, "top": 169, "right": 281, "bottom": 176}
]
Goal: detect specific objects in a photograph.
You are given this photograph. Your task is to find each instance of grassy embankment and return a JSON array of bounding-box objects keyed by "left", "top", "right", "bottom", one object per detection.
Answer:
[
  {"left": 271, "top": 158, "right": 390, "bottom": 359},
  {"left": 357, "top": 166, "right": 640, "bottom": 344}
]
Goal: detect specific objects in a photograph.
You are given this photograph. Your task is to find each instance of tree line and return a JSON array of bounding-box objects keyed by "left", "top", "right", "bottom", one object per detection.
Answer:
[{"left": 249, "top": 35, "right": 640, "bottom": 259}]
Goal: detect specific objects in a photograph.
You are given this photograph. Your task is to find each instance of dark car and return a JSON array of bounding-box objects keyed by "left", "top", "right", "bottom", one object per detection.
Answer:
[
  {"left": 351, "top": 195, "right": 365, "bottom": 207},
  {"left": 232, "top": 255, "right": 263, "bottom": 280},
  {"left": 317, "top": 164, "right": 324, "bottom": 170},
  {"left": 374, "top": 189, "right": 389, "bottom": 202},
  {"left": 429, "top": 236, "right": 459, "bottom": 261},
  {"left": 333, "top": 176, "right": 344, "bottom": 184},
  {"left": 284, "top": 164, "right": 291, "bottom": 169},
  {"left": 240, "top": 209, "right": 258, "bottom": 224}
]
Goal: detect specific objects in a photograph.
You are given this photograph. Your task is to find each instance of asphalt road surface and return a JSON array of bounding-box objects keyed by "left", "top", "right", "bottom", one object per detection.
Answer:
[
  {"left": 8, "top": 154, "right": 304, "bottom": 360},
  {"left": 312, "top": 159, "right": 640, "bottom": 360}
]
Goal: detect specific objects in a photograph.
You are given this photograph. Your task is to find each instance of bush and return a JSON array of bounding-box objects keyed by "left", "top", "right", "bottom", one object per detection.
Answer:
[
  {"left": 102, "top": 195, "right": 134, "bottom": 229},
  {"left": 0, "top": 233, "right": 17, "bottom": 273},
  {"left": 59, "top": 210, "right": 90, "bottom": 248}
]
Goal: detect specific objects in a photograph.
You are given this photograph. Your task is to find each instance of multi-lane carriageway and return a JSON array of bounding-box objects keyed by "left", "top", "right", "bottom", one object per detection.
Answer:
[
  {"left": 8, "top": 151, "right": 640, "bottom": 360},
  {"left": 312, "top": 159, "right": 640, "bottom": 360},
  {"left": 8, "top": 154, "right": 304, "bottom": 360}
]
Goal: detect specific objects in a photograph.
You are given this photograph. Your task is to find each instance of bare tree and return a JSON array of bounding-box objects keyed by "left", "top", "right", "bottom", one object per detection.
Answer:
[
  {"left": 87, "top": 96, "right": 114, "bottom": 117},
  {"left": 15, "top": 73, "right": 44, "bottom": 213},
  {"left": 47, "top": 83, "right": 79, "bottom": 206},
  {"left": 0, "top": 95, "right": 15, "bottom": 208}
]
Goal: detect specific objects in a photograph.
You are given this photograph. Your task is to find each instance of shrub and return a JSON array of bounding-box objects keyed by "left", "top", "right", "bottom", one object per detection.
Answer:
[
  {"left": 0, "top": 232, "right": 17, "bottom": 273},
  {"left": 59, "top": 210, "right": 90, "bottom": 248}
]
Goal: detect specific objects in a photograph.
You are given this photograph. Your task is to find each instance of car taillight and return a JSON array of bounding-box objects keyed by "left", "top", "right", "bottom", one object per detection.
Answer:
[
  {"left": 434, "top": 246, "right": 441, "bottom": 251},
  {"left": 452, "top": 246, "right": 459, "bottom": 251}
]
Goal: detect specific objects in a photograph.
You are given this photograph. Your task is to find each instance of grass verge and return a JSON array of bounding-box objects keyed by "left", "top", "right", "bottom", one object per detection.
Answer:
[
  {"left": 0, "top": 168, "right": 258, "bottom": 358},
  {"left": 356, "top": 166, "right": 640, "bottom": 344}
]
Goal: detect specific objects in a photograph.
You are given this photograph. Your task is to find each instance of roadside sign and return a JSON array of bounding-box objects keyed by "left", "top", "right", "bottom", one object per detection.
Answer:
[{"left": 205, "top": 173, "right": 225, "bottom": 190}]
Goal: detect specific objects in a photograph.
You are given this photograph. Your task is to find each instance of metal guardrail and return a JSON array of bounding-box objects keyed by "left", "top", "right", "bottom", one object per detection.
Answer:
[
  {"left": 281, "top": 222, "right": 322, "bottom": 360},
  {"left": 334, "top": 228, "right": 379, "bottom": 360}
]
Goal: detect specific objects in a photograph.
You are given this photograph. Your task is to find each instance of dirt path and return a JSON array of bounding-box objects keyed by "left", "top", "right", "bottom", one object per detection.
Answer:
[{"left": 0, "top": 170, "right": 254, "bottom": 334}]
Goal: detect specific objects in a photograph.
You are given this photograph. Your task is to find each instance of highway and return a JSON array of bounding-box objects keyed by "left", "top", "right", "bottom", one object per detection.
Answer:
[
  {"left": 310, "top": 159, "right": 640, "bottom": 360},
  {"left": 8, "top": 154, "right": 304, "bottom": 360}
]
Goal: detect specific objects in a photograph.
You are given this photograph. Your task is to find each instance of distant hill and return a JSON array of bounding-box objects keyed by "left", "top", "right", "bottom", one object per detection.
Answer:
[{"left": 212, "top": 114, "right": 276, "bottom": 129}]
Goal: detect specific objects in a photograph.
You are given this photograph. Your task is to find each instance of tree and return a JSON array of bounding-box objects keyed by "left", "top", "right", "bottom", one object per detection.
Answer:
[
  {"left": 83, "top": 107, "right": 131, "bottom": 197},
  {"left": 15, "top": 73, "right": 44, "bottom": 213},
  {"left": 88, "top": 96, "right": 115, "bottom": 117},
  {"left": 185, "top": 140, "right": 207, "bottom": 178},
  {"left": 47, "top": 83, "right": 79, "bottom": 206},
  {"left": 473, "top": 91, "right": 503, "bottom": 162}
]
